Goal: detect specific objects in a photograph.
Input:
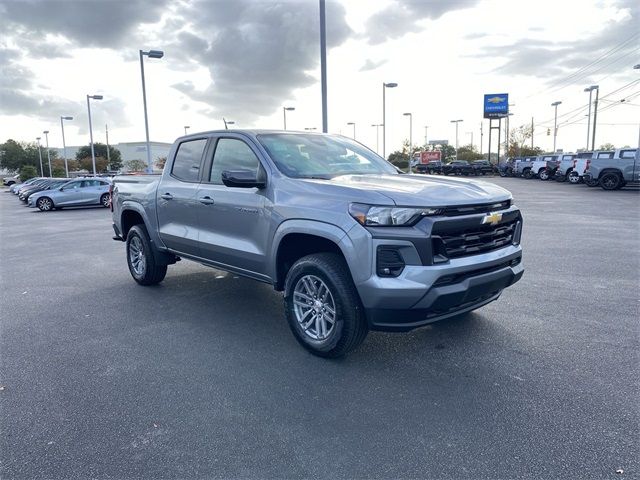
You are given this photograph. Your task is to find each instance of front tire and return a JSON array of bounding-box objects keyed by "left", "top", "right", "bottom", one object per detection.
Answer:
[
  {"left": 523, "top": 168, "right": 532, "bottom": 179},
  {"left": 539, "top": 168, "right": 550, "bottom": 180},
  {"left": 284, "top": 253, "right": 368, "bottom": 358},
  {"left": 37, "top": 197, "right": 53, "bottom": 211},
  {"left": 585, "top": 177, "right": 599, "bottom": 187},
  {"left": 126, "top": 225, "right": 167, "bottom": 285},
  {"left": 568, "top": 172, "right": 580, "bottom": 184},
  {"left": 600, "top": 172, "right": 622, "bottom": 190}
]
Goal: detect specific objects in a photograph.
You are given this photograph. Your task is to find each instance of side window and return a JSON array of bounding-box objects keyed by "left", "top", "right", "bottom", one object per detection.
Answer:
[
  {"left": 66, "top": 182, "right": 81, "bottom": 189},
  {"left": 171, "top": 139, "right": 207, "bottom": 182},
  {"left": 209, "top": 138, "right": 260, "bottom": 185},
  {"left": 620, "top": 150, "right": 636, "bottom": 159}
]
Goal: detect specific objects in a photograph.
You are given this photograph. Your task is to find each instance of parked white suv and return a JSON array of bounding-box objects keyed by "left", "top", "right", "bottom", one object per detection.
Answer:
[{"left": 530, "top": 154, "right": 560, "bottom": 180}]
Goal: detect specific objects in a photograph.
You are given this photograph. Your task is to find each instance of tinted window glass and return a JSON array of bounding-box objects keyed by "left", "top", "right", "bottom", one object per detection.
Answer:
[
  {"left": 620, "top": 149, "right": 636, "bottom": 158},
  {"left": 65, "top": 182, "right": 81, "bottom": 189},
  {"left": 172, "top": 139, "right": 207, "bottom": 182},
  {"left": 210, "top": 138, "right": 260, "bottom": 184},
  {"left": 596, "top": 152, "right": 614, "bottom": 159}
]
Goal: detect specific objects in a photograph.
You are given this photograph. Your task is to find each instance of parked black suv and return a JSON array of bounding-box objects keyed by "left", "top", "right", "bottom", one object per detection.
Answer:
[
  {"left": 416, "top": 161, "right": 443, "bottom": 174},
  {"left": 471, "top": 160, "right": 495, "bottom": 176},
  {"left": 443, "top": 160, "right": 474, "bottom": 176}
]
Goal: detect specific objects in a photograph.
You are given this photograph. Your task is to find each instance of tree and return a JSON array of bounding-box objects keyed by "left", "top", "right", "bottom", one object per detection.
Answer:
[
  {"left": 456, "top": 144, "right": 484, "bottom": 161},
  {"left": 75, "top": 143, "right": 122, "bottom": 171},
  {"left": 125, "top": 159, "right": 147, "bottom": 172},
  {"left": 387, "top": 150, "right": 409, "bottom": 169},
  {"left": 78, "top": 156, "right": 109, "bottom": 173},
  {"left": 155, "top": 156, "right": 167, "bottom": 170},
  {"left": 19, "top": 165, "right": 38, "bottom": 181},
  {"left": 598, "top": 143, "right": 615, "bottom": 151}
]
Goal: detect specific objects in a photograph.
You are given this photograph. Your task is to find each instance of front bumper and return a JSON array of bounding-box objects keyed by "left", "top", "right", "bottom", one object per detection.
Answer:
[{"left": 361, "top": 246, "right": 523, "bottom": 331}]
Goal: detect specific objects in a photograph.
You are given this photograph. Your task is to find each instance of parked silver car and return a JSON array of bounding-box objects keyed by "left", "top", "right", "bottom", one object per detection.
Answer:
[{"left": 28, "top": 178, "right": 112, "bottom": 211}]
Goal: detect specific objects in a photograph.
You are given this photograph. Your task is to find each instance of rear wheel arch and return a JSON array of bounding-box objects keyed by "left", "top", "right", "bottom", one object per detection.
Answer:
[
  {"left": 121, "top": 209, "right": 146, "bottom": 238},
  {"left": 598, "top": 168, "right": 623, "bottom": 180}
]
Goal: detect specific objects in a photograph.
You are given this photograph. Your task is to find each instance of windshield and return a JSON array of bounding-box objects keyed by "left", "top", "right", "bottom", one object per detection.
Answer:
[{"left": 257, "top": 133, "right": 398, "bottom": 179}]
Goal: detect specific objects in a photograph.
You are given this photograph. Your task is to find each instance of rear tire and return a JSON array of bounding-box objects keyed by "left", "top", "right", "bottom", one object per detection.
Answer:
[
  {"left": 568, "top": 172, "right": 580, "bottom": 184},
  {"left": 600, "top": 172, "right": 622, "bottom": 191},
  {"left": 585, "top": 177, "right": 599, "bottom": 187},
  {"left": 539, "top": 169, "right": 549, "bottom": 180},
  {"left": 100, "top": 193, "right": 110, "bottom": 208},
  {"left": 126, "top": 225, "right": 167, "bottom": 285},
  {"left": 284, "top": 253, "right": 368, "bottom": 358},
  {"left": 523, "top": 168, "right": 532, "bottom": 179}
]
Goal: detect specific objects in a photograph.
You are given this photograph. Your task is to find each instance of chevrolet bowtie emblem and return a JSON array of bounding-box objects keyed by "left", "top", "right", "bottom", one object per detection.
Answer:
[{"left": 482, "top": 212, "right": 503, "bottom": 225}]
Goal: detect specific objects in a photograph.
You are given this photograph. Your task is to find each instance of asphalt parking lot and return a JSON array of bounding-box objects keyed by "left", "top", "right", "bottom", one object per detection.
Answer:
[{"left": 1, "top": 178, "right": 638, "bottom": 479}]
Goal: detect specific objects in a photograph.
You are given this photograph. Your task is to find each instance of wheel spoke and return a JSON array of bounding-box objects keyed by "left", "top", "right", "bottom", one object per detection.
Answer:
[
  {"left": 293, "top": 291, "right": 313, "bottom": 303},
  {"left": 293, "top": 274, "right": 337, "bottom": 341}
]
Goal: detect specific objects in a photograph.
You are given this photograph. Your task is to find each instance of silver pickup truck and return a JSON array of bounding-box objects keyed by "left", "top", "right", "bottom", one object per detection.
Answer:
[
  {"left": 583, "top": 148, "right": 639, "bottom": 190},
  {"left": 110, "top": 130, "right": 524, "bottom": 357}
]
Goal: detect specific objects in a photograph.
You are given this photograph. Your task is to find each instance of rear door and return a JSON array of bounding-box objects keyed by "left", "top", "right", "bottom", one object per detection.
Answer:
[
  {"left": 156, "top": 137, "right": 208, "bottom": 255},
  {"left": 80, "top": 179, "right": 108, "bottom": 205},
  {"left": 195, "top": 134, "right": 272, "bottom": 276}
]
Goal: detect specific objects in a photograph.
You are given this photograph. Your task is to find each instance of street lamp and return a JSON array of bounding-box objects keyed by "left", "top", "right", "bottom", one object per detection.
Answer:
[
  {"left": 371, "top": 124, "right": 382, "bottom": 154},
  {"left": 551, "top": 101, "right": 562, "bottom": 152},
  {"left": 42, "top": 130, "right": 52, "bottom": 176},
  {"left": 36, "top": 137, "right": 43, "bottom": 176},
  {"left": 139, "top": 49, "right": 164, "bottom": 173},
  {"left": 60, "top": 116, "right": 73, "bottom": 177},
  {"left": 86, "top": 94, "right": 103, "bottom": 176},
  {"left": 347, "top": 122, "right": 356, "bottom": 139},
  {"left": 382, "top": 82, "right": 398, "bottom": 158},
  {"left": 450, "top": 119, "right": 463, "bottom": 158},
  {"left": 403, "top": 113, "right": 413, "bottom": 173},
  {"left": 283, "top": 107, "right": 295, "bottom": 130},
  {"left": 590, "top": 88, "right": 600, "bottom": 151},
  {"left": 223, "top": 118, "right": 235, "bottom": 129},
  {"left": 424, "top": 125, "right": 429, "bottom": 146},
  {"left": 184, "top": 125, "right": 190, "bottom": 135}
]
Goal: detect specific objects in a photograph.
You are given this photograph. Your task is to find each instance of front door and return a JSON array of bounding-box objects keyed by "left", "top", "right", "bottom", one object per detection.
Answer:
[
  {"left": 195, "top": 135, "right": 272, "bottom": 276},
  {"left": 156, "top": 137, "right": 208, "bottom": 255}
]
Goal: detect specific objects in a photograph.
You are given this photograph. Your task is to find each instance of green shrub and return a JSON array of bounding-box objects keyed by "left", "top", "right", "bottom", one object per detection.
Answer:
[{"left": 19, "top": 165, "right": 38, "bottom": 182}]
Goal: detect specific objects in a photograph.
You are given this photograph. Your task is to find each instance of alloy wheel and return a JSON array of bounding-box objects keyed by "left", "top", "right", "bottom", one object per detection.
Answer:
[
  {"left": 293, "top": 275, "right": 336, "bottom": 341},
  {"left": 129, "top": 236, "right": 146, "bottom": 276}
]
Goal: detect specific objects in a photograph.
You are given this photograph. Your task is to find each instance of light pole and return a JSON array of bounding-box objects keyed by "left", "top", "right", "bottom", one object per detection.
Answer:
[
  {"left": 584, "top": 86, "right": 598, "bottom": 150},
  {"left": 184, "top": 125, "right": 190, "bottom": 135},
  {"left": 450, "top": 119, "right": 463, "bottom": 159},
  {"left": 591, "top": 88, "right": 599, "bottom": 151},
  {"left": 43, "top": 130, "right": 52, "bottom": 176},
  {"left": 347, "top": 122, "right": 356, "bottom": 139},
  {"left": 403, "top": 113, "right": 413, "bottom": 173},
  {"left": 105, "top": 124, "right": 111, "bottom": 167},
  {"left": 60, "top": 116, "right": 73, "bottom": 177},
  {"left": 139, "top": 49, "right": 164, "bottom": 173},
  {"left": 36, "top": 137, "right": 43, "bottom": 176},
  {"left": 371, "top": 124, "right": 382, "bottom": 154},
  {"left": 86, "top": 94, "right": 103, "bottom": 175},
  {"left": 551, "top": 101, "right": 562, "bottom": 152},
  {"left": 223, "top": 118, "right": 235, "bottom": 129},
  {"left": 283, "top": 107, "right": 295, "bottom": 130},
  {"left": 424, "top": 125, "right": 429, "bottom": 146},
  {"left": 319, "top": 0, "right": 328, "bottom": 133},
  {"left": 382, "top": 82, "right": 398, "bottom": 159}
]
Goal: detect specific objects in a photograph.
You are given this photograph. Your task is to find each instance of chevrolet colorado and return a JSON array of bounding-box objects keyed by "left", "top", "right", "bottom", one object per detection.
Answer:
[{"left": 111, "top": 131, "right": 524, "bottom": 357}]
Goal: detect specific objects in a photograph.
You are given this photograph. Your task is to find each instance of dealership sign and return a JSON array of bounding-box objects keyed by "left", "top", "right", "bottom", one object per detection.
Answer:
[
  {"left": 420, "top": 151, "right": 441, "bottom": 164},
  {"left": 484, "top": 93, "right": 509, "bottom": 118}
]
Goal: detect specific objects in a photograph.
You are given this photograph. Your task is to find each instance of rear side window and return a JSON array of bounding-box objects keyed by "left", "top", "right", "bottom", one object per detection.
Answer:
[
  {"left": 596, "top": 152, "right": 614, "bottom": 159},
  {"left": 172, "top": 139, "right": 207, "bottom": 182},
  {"left": 620, "top": 149, "right": 636, "bottom": 159},
  {"left": 209, "top": 138, "right": 260, "bottom": 184}
]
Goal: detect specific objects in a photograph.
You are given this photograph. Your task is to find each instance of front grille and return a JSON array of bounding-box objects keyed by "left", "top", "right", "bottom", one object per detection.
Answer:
[
  {"left": 434, "top": 219, "right": 518, "bottom": 259},
  {"left": 441, "top": 200, "right": 510, "bottom": 217}
]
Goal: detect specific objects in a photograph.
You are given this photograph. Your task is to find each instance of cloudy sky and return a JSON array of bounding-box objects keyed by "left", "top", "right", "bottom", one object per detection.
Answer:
[{"left": 1, "top": 0, "right": 638, "bottom": 156}]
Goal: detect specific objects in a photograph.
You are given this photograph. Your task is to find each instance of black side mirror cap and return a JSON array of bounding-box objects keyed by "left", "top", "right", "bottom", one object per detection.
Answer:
[{"left": 221, "top": 170, "right": 265, "bottom": 188}]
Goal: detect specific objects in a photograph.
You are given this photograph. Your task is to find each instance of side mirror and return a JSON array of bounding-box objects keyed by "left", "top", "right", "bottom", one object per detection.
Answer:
[
  {"left": 59, "top": 187, "right": 64, "bottom": 191},
  {"left": 221, "top": 169, "right": 265, "bottom": 189}
]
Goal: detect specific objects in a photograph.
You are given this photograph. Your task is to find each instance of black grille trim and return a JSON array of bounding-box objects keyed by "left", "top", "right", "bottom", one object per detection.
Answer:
[
  {"left": 440, "top": 200, "right": 511, "bottom": 217},
  {"left": 433, "top": 218, "right": 518, "bottom": 259}
]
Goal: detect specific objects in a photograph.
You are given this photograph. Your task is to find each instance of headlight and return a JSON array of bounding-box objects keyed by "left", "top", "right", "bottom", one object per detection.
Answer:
[{"left": 349, "top": 203, "right": 441, "bottom": 226}]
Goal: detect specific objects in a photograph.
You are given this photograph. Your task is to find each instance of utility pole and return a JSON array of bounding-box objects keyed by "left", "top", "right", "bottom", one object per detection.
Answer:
[
  {"left": 591, "top": 87, "right": 599, "bottom": 151},
  {"left": 480, "top": 122, "right": 483, "bottom": 155},
  {"left": 551, "top": 101, "right": 562, "bottom": 152},
  {"left": 531, "top": 117, "right": 534, "bottom": 149},
  {"left": 424, "top": 125, "right": 429, "bottom": 146}
]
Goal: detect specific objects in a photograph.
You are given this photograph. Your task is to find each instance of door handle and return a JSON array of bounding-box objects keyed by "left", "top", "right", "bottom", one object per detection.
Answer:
[
  {"left": 199, "top": 196, "right": 215, "bottom": 205},
  {"left": 160, "top": 193, "right": 173, "bottom": 200}
]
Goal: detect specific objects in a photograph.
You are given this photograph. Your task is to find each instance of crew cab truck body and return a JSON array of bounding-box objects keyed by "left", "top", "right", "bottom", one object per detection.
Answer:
[
  {"left": 530, "top": 154, "right": 560, "bottom": 180},
  {"left": 111, "top": 130, "right": 524, "bottom": 357},
  {"left": 583, "top": 148, "right": 639, "bottom": 190},
  {"left": 515, "top": 156, "right": 538, "bottom": 178},
  {"left": 569, "top": 151, "right": 610, "bottom": 185}
]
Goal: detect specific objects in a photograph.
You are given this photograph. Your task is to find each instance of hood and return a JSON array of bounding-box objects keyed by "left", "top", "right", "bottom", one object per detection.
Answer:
[{"left": 306, "top": 174, "right": 512, "bottom": 206}]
